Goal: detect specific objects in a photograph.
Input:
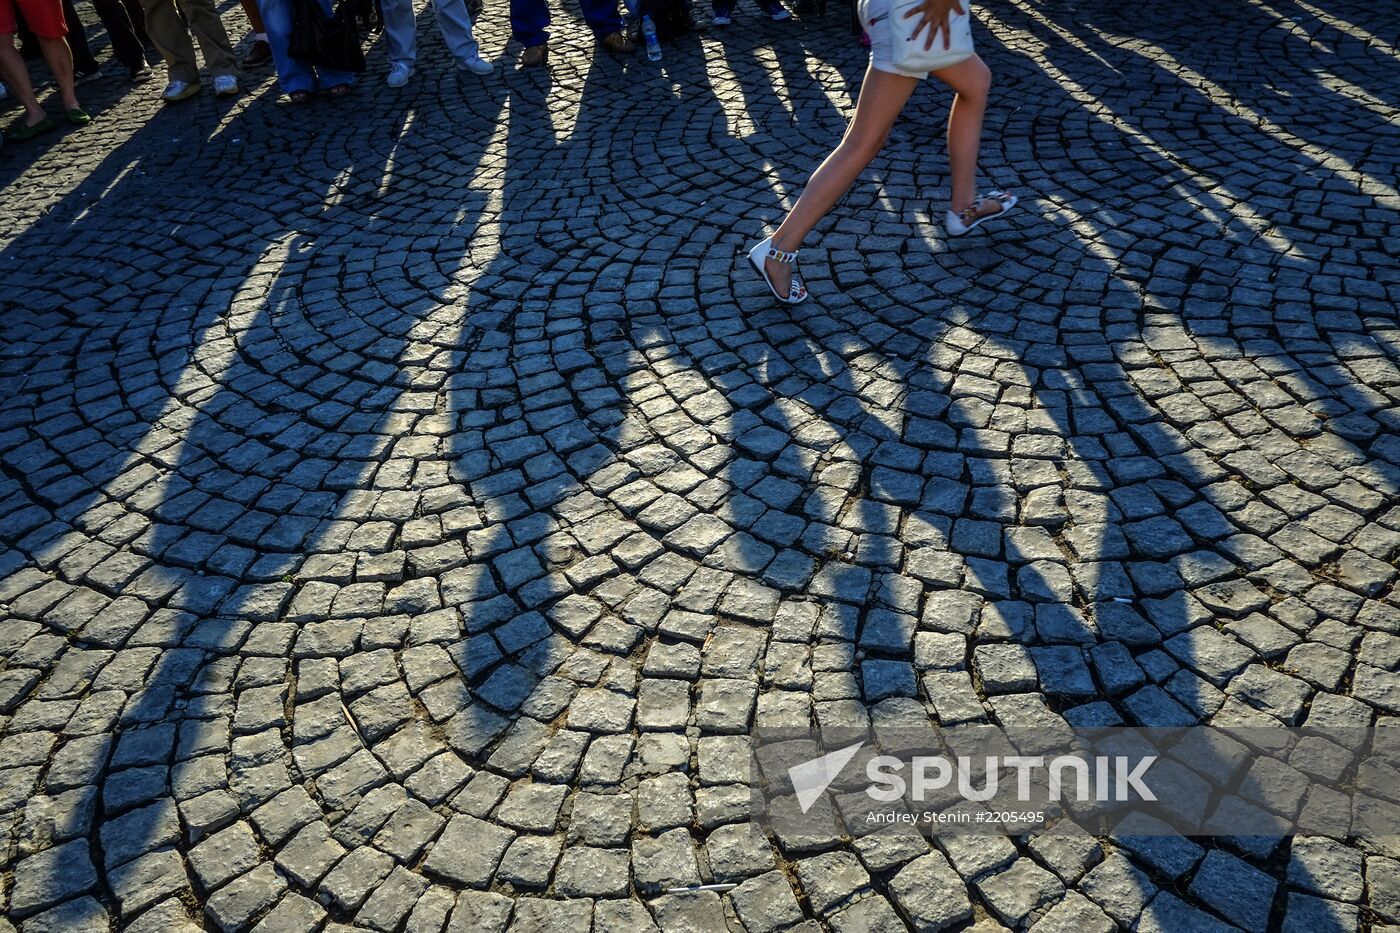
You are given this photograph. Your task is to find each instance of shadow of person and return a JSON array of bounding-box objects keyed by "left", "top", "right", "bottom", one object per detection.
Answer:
[
  {"left": 503, "top": 3, "right": 1397, "bottom": 925},
  {"left": 658, "top": 4, "right": 1395, "bottom": 926},
  {"left": 1158, "top": 0, "right": 1400, "bottom": 117},
  {"left": 706, "top": 14, "right": 854, "bottom": 141},
  {"left": 0, "top": 67, "right": 511, "bottom": 925},
  {"left": 1000, "top": 0, "right": 1399, "bottom": 213},
  {"left": 977, "top": 0, "right": 1399, "bottom": 465},
  {"left": 0, "top": 0, "right": 1393, "bottom": 927}
]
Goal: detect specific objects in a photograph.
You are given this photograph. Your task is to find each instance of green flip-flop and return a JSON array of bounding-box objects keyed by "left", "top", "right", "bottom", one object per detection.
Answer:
[
  {"left": 66, "top": 108, "right": 92, "bottom": 126},
  {"left": 8, "top": 115, "right": 57, "bottom": 141}
]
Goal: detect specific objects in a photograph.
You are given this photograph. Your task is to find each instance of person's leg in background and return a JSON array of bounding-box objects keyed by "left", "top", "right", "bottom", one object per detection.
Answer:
[
  {"left": 378, "top": 0, "right": 416, "bottom": 84},
  {"left": 0, "top": 44, "right": 51, "bottom": 133},
  {"left": 58, "top": 0, "right": 101, "bottom": 75},
  {"left": 177, "top": 0, "right": 239, "bottom": 93},
  {"left": 305, "top": 0, "right": 352, "bottom": 93},
  {"left": 509, "top": 0, "right": 548, "bottom": 65},
  {"left": 140, "top": 0, "right": 201, "bottom": 97},
  {"left": 36, "top": 31, "right": 81, "bottom": 108},
  {"left": 297, "top": 0, "right": 351, "bottom": 90},
  {"left": 311, "top": 60, "right": 354, "bottom": 90},
  {"left": 120, "top": 0, "right": 151, "bottom": 46},
  {"left": 712, "top": 0, "right": 786, "bottom": 24},
  {"left": 0, "top": 0, "right": 54, "bottom": 136},
  {"left": 91, "top": 0, "right": 151, "bottom": 77},
  {"left": 239, "top": 0, "right": 269, "bottom": 65},
  {"left": 432, "top": 0, "right": 491, "bottom": 73},
  {"left": 254, "top": 0, "right": 314, "bottom": 94},
  {"left": 579, "top": 0, "right": 630, "bottom": 52},
  {"left": 8, "top": 0, "right": 88, "bottom": 119},
  {"left": 752, "top": 0, "right": 790, "bottom": 21}
]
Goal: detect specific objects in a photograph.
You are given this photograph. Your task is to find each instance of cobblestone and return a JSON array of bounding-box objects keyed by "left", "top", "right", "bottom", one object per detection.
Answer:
[{"left": 1, "top": 0, "right": 1398, "bottom": 927}]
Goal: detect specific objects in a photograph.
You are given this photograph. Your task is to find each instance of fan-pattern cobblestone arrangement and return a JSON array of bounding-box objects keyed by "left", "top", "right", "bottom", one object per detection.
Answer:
[{"left": 1, "top": 0, "right": 1398, "bottom": 929}]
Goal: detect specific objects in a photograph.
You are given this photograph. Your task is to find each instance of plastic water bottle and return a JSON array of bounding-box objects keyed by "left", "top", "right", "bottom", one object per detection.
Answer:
[{"left": 642, "top": 15, "right": 662, "bottom": 60}]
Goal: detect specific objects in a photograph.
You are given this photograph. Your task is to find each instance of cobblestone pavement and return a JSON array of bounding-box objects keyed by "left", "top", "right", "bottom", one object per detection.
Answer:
[{"left": 2, "top": 0, "right": 1399, "bottom": 929}]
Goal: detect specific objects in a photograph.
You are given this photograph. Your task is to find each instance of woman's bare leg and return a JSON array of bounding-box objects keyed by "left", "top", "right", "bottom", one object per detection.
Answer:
[
  {"left": 0, "top": 34, "right": 47, "bottom": 124},
  {"left": 37, "top": 34, "right": 80, "bottom": 110},
  {"left": 765, "top": 64, "right": 920, "bottom": 296},
  {"left": 932, "top": 53, "right": 997, "bottom": 216}
]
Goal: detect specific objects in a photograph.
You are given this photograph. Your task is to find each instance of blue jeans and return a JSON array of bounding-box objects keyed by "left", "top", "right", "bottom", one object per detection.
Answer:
[
  {"left": 258, "top": 0, "right": 357, "bottom": 93},
  {"left": 510, "top": 0, "right": 622, "bottom": 47}
]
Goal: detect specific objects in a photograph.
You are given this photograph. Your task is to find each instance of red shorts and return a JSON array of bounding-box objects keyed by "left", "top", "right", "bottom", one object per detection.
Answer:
[{"left": 0, "top": 0, "right": 67, "bottom": 38}]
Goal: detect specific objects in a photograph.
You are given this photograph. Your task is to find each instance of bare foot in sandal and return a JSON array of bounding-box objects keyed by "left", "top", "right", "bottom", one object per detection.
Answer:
[
  {"left": 764, "top": 254, "right": 807, "bottom": 304},
  {"left": 748, "top": 237, "right": 809, "bottom": 305},
  {"left": 947, "top": 189, "right": 1018, "bottom": 236}
]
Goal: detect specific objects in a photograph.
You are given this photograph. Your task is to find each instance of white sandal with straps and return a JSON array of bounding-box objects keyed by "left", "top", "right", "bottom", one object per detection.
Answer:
[
  {"left": 946, "top": 189, "right": 1018, "bottom": 236},
  {"left": 747, "top": 237, "right": 809, "bottom": 305}
]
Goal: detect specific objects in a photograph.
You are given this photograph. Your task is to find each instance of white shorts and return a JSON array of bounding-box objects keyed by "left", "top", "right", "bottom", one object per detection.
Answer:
[{"left": 859, "top": 0, "right": 973, "bottom": 80}]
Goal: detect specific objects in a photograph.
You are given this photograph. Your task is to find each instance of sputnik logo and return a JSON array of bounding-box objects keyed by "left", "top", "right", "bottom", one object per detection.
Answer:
[
  {"left": 785, "top": 742, "right": 1158, "bottom": 813},
  {"left": 788, "top": 742, "right": 866, "bottom": 813}
]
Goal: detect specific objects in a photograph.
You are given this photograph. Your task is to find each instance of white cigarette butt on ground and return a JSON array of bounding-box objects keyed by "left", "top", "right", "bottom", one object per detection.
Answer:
[{"left": 664, "top": 884, "right": 739, "bottom": 893}]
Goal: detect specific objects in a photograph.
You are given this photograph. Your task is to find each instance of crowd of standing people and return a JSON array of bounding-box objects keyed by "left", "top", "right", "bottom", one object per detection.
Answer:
[{"left": 0, "top": 0, "right": 821, "bottom": 129}]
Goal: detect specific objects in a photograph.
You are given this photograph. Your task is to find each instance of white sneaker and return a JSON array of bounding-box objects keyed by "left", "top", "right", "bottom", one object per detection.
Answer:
[
  {"left": 458, "top": 53, "right": 493, "bottom": 75},
  {"left": 386, "top": 61, "right": 413, "bottom": 87},
  {"left": 213, "top": 73, "right": 239, "bottom": 96},
  {"left": 711, "top": 12, "right": 731, "bottom": 23},
  {"left": 161, "top": 79, "right": 200, "bottom": 102},
  {"left": 770, "top": 6, "right": 791, "bottom": 18}
]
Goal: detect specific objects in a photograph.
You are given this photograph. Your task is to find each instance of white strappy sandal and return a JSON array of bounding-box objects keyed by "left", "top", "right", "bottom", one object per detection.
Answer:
[
  {"left": 946, "top": 189, "right": 1018, "bottom": 236},
  {"left": 747, "top": 237, "right": 809, "bottom": 305}
]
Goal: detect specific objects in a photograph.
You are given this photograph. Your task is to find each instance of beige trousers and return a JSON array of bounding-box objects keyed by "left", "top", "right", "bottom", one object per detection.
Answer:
[{"left": 141, "top": 0, "right": 237, "bottom": 84}]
